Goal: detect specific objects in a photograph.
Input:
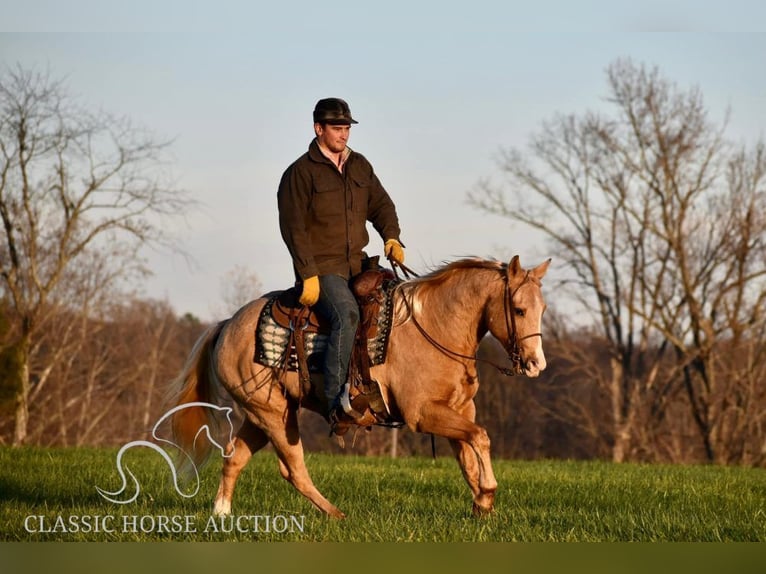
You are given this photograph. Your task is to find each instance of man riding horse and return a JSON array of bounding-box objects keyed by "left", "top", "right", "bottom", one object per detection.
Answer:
[
  {"left": 277, "top": 97, "right": 406, "bottom": 434},
  {"left": 166, "top": 100, "right": 549, "bottom": 519}
]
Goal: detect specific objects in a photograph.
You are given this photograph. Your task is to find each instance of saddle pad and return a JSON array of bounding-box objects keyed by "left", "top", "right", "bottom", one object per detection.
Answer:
[{"left": 254, "top": 279, "right": 398, "bottom": 372}]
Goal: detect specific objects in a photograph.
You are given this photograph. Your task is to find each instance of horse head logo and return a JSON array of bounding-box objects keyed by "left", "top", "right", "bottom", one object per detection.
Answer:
[{"left": 96, "top": 402, "right": 236, "bottom": 504}]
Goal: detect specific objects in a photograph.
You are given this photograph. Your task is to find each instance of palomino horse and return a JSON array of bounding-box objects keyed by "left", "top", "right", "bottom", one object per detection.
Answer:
[{"left": 169, "top": 255, "right": 550, "bottom": 518}]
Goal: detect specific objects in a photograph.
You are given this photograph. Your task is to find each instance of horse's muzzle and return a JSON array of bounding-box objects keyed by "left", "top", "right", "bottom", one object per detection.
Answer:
[{"left": 520, "top": 353, "right": 546, "bottom": 378}]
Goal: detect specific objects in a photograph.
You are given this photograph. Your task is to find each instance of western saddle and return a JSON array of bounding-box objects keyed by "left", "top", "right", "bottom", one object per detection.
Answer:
[{"left": 269, "top": 266, "right": 399, "bottom": 432}]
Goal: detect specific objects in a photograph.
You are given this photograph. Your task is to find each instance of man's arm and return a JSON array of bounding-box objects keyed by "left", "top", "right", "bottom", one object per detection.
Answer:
[
  {"left": 365, "top": 167, "right": 402, "bottom": 245},
  {"left": 277, "top": 165, "right": 319, "bottom": 279}
]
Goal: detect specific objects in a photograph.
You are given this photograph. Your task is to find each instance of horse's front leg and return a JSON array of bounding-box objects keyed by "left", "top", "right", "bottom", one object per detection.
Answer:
[
  {"left": 413, "top": 401, "right": 497, "bottom": 515},
  {"left": 446, "top": 401, "right": 487, "bottom": 512}
]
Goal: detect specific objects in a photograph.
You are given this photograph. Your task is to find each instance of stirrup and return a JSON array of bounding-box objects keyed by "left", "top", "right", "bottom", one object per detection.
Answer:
[
  {"left": 338, "top": 381, "right": 364, "bottom": 420},
  {"left": 327, "top": 389, "right": 365, "bottom": 444},
  {"left": 328, "top": 409, "right": 356, "bottom": 448},
  {"left": 328, "top": 410, "right": 351, "bottom": 435},
  {"left": 328, "top": 404, "right": 363, "bottom": 435}
]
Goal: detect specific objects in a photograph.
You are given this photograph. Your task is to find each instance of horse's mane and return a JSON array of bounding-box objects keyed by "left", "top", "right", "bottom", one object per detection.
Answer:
[
  {"left": 390, "top": 258, "right": 507, "bottom": 326},
  {"left": 399, "top": 257, "right": 507, "bottom": 299},
  {"left": 413, "top": 257, "right": 505, "bottom": 282}
]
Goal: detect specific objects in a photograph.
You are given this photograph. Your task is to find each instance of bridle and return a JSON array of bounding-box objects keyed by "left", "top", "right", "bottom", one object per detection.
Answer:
[
  {"left": 502, "top": 271, "right": 543, "bottom": 373},
  {"left": 390, "top": 260, "right": 542, "bottom": 377}
]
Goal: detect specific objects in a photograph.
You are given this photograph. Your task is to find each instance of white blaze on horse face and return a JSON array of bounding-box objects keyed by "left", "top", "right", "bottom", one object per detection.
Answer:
[
  {"left": 516, "top": 286, "right": 547, "bottom": 378},
  {"left": 501, "top": 257, "right": 551, "bottom": 378},
  {"left": 522, "top": 330, "right": 546, "bottom": 378}
]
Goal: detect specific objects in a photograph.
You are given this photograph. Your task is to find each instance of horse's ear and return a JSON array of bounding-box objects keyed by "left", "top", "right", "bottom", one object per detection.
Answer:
[
  {"left": 531, "top": 258, "right": 551, "bottom": 280},
  {"left": 507, "top": 255, "right": 522, "bottom": 280}
]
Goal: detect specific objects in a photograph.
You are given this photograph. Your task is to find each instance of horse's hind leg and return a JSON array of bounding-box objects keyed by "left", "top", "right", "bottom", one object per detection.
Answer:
[
  {"left": 264, "top": 406, "right": 346, "bottom": 519},
  {"left": 213, "top": 420, "right": 269, "bottom": 516}
]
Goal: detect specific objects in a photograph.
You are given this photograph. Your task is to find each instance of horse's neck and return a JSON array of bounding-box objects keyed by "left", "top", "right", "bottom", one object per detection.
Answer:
[{"left": 411, "top": 268, "right": 498, "bottom": 352}]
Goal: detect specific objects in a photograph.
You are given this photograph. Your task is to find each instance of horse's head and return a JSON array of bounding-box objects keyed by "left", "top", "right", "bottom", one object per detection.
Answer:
[{"left": 486, "top": 256, "right": 550, "bottom": 377}]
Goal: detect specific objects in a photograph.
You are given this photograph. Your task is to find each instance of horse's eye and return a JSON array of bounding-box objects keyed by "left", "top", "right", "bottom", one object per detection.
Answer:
[{"left": 514, "top": 308, "right": 525, "bottom": 317}]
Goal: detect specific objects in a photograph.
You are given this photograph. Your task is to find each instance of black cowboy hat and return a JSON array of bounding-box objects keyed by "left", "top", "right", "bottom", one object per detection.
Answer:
[{"left": 313, "top": 97, "right": 358, "bottom": 125}]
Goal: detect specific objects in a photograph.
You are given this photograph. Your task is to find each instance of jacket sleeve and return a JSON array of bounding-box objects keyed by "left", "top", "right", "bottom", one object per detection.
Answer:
[
  {"left": 365, "top": 165, "right": 402, "bottom": 244},
  {"left": 277, "top": 164, "right": 319, "bottom": 279}
]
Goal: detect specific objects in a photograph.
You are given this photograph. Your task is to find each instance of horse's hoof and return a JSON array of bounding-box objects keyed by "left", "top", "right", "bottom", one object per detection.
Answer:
[{"left": 472, "top": 502, "right": 494, "bottom": 517}]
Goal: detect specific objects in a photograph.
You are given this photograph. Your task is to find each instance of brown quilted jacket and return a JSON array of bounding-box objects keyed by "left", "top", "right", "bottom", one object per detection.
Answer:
[{"left": 277, "top": 139, "right": 401, "bottom": 280}]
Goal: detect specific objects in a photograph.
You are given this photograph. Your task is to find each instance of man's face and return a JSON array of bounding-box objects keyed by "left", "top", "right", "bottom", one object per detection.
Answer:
[{"left": 315, "top": 123, "right": 351, "bottom": 153}]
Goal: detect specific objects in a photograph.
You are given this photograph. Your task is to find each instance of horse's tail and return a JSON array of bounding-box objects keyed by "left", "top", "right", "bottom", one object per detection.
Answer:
[{"left": 166, "top": 320, "right": 229, "bottom": 474}]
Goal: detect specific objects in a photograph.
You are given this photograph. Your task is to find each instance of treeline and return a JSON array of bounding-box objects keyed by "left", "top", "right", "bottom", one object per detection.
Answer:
[
  {"left": 0, "top": 300, "right": 204, "bottom": 446},
  {"left": 468, "top": 59, "right": 766, "bottom": 467},
  {"left": 303, "top": 320, "right": 766, "bottom": 467},
  {"left": 2, "top": 62, "right": 764, "bottom": 466},
  {"left": 2, "top": 300, "right": 763, "bottom": 467}
]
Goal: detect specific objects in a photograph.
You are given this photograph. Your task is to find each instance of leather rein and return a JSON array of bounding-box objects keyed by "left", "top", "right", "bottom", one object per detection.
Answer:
[{"left": 389, "top": 259, "right": 542, "bottom": 377}]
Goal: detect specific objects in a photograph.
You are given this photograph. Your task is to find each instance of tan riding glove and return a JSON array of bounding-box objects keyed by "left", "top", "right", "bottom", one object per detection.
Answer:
[
  {"left": 299, "top": 275, "right": 320, "bottom": 306},
  {"left": 384, "top": 239, "right": 405, "bottom": 264}
]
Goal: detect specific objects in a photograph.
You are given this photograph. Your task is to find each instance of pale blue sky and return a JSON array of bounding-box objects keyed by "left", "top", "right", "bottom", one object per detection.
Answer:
[{"left": 2, "top": 2, "right": 765, "bottom": 319}]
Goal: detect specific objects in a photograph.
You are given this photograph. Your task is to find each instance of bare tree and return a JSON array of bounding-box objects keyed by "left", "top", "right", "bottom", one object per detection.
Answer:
[
  {"left": 657, "top": 142, "right": 766, "bottom": 463},
  {"left": 469, "top": 59, "right": 766, "bottom": 464},
  {"left": 214, "top": 264, "right": 263, "bottom": 318},
  {"left": 13, "top": 296, "right": 209, "bottom": 447},
  {"left": 0, "top": 65, "right": 193, "bottom": 445}
]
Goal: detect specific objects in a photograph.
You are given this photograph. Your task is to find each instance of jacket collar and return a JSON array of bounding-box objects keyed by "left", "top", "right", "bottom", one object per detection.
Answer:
[{"left": 308, "top": 138, "right": 352, "bottom": 170}]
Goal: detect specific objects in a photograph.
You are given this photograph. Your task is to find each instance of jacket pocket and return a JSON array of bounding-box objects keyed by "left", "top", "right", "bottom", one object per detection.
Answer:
[
  {"left": 350, "top": 174, "right": 370, "bottom": 214},
  {"left": 312, "top": 182, "right": 343, "bottom": 217}
]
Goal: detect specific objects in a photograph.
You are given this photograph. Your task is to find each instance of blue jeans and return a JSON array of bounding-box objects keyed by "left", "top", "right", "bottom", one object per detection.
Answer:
[{"left": 313, "top": 275, "right": 360, "bottom": 413}]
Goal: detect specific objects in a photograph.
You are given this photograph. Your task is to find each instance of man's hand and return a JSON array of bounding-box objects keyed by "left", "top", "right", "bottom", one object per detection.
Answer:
[
  {"left": 299, "top": 276, "right": 320, "bottom": 306},
  {"left": 384, "top": 239, "right": 405, "bottom": 264}
]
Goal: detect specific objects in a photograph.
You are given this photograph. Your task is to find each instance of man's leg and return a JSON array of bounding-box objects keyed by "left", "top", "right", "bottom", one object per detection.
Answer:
[{"left": 313, "top": 274, "right": 360, "bottom": 417}]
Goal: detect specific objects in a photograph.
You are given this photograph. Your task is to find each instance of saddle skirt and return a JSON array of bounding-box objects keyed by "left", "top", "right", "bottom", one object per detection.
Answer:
[{"left": 254, "top": 270, "right": 399, "bottom": 374}]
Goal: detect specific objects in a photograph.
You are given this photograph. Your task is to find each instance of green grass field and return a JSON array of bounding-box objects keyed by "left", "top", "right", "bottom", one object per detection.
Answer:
[{"left": 1, "top": 446, "right": 764, "bottom": 542}]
